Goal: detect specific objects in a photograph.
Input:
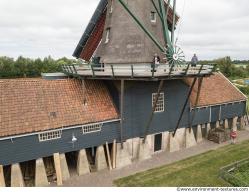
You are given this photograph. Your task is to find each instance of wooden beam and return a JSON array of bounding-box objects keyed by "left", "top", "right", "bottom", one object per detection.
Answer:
[
  {"left": 105, "top": 142, "right": 112, "bottom": 170},
  {"left": 112, "top": 140, "right": 117, "bottom": 169},
  {"left": 111, "top": 65, "right": 115, "bottom": 78},
  {"left": 131, "top": 65, "right": 134, "bottom": 78},
  {"left": 120, "top": 80, "right": 125, "bottom": 149},
  {"left": 53, "top": 153, "right": 63, "bottom": 186},
  {"left": 173, "top": 65, "right": 204, "bottom": 137},
  {"left": 143, "top": 80, "right": 164, "bottom": 143},
  {"left": 0, "top": 165, "right": 5, "bottom": 187},
  {"left": 189, "top": 77, "right": 204, "bottom": 130}
]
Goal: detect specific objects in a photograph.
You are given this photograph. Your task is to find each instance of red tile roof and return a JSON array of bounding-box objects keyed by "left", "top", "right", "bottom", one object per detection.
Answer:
[
  {"left": 0, "top": 79, "right": 119, "bottom": 137},
  {"left": 185, "top": 72, "right": 247, "bottom": 108}
]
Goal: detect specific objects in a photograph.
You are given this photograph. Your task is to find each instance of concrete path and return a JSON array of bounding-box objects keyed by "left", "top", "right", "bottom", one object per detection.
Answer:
[{"left": 61, "top": 130, "right": 249, "bottom": 187}]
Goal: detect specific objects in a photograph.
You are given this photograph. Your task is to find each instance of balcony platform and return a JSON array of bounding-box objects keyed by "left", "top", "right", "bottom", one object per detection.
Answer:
[{"left": 62, "top": 64, "right": 216, "bottom": 81}]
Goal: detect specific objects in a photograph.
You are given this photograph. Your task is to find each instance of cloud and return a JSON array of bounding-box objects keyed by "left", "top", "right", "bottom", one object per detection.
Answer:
[{"left": 0, "top": 0, "right": 248, "bottom": 60}]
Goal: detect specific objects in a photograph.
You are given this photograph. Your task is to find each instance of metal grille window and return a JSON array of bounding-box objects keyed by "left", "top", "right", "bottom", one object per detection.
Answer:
[
  {"left": 82, "top": 123, "right": 103, "bottom": 134},
  {"left": 152, "top": 92, "right": 164, "bottom": 112},
  {"left": 38, "top": 130, "right": 62, "bottom": 142}
]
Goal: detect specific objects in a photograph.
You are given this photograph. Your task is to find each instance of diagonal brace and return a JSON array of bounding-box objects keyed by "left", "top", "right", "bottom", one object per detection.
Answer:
[
  {"left": 143, "top": 80, "right": 165, "bottom": 143},
  {"left": 173, "top": 65, "right": 204, "bottom": 137}
]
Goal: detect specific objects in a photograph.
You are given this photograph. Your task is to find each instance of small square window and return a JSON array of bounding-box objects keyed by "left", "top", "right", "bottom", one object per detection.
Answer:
[
  {"left": 150, "top": 12, "right": 156, "bottom": 23},
  {"left": 152, "top": 92, "right": 164, "bottom": 112}
]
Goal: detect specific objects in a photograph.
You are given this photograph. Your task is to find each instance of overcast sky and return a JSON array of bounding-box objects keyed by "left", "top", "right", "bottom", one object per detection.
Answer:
[{"left": 0, "top": 0, "right": 248, "bottom": 60}]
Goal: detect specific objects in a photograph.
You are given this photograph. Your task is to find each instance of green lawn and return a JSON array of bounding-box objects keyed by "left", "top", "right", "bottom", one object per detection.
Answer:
[{"left": 114, "top": 140, "right": 249, "bottom": 187}]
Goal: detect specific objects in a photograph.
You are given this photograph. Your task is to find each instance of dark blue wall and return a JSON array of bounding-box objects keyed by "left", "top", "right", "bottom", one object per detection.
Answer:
[{"left": 0, "top": 80, "right": 246, "bottom": 165}]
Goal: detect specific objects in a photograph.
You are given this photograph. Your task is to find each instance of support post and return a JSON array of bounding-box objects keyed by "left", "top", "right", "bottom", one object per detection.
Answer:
[
  {"left": 11, "top": 163, "right": 25, "bottom": 187},
  {"left": 143, "top": 80, "right": 164, "bottom": 143},
  {"left": 105, "top": 142, "right": 112, "bottom": 170},
  {"left": 35, "top": 158, "right": 49, "bottom": 187},
  {"left": 112, "top": 140, "right": 117, "bottom": 169},
  {"left": 91, "top": 65, "right": 95, "bottom": 77},
  {"left": 0, "top": 165, "right": 5, "bottom": 187},
  {"left": 111, "top": 65, "right": 115, "bottom": 78},
  {"left": 53, "top": 153, "right": 63, "bottom": 186},
  {"left": 131, "top": 65, "right": 134, "bottom": 78},
  {"left": 77, "top": 149, "right": 90, "bottom": 176},
  {"left": 120, "top": 80, "right": 125, "bottom": 148}
]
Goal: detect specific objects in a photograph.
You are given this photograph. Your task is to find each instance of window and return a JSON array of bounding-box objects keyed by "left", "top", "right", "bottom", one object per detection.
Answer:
[
  {"left": 39, "top": 130, "right": 62, "bottom": 142},
  {"left": 82, "top": 123, "right": 103, "bottom": 134},
  {"left": 152, "top": 92, "right": 165, "bottom": 112},
  {"left": 150, "top": 12, "right": 156, "bottom": 23},
  {"left": 105, "top": 28, "right": 110, "bottom": 44}
]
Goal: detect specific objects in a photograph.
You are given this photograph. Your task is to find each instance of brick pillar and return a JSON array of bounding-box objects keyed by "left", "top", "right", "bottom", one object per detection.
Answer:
[
  {"left": 224, "top": 119, "right": 229, "bottom": 129},
  {"left": 0, "top": 165, "right": 5, "bottom": 187},
  {"left": 185, "top": 128, "right": 197, "bottom": 148},
  {"left": 232, "top": 117, "right": 238, "bottom": 131},
  {"left": 59, "top": 154, "right": 70, "bottom": 181},
  {"left": 239, "top": 116, "right": 245, "bottom": 130},
  {"left": 35, "top": 158, "right": 49, "bottom": 187},
  {"left": 115, "top": 142, "right": 132, "bottom": 169},
  {"left": 206, "top": 123, "right": 211, "bottom": 139},
  {"left": 77, "top": 149, "right": 90, "bottom": 176},
  {"left": 169, "top": 132, "right": 180, "bottom": 152},
  {"left": 95, "top": 145, "right": 108, "bottom": 171},
  {"left": 196, "top": 125, "right": 203, "bottom": 143},
  {"left": 138, "top": 139, "right": 152, "bottom": 161},
  {"left": 11, "top": 163, "right": 25, "bottom": 187}
]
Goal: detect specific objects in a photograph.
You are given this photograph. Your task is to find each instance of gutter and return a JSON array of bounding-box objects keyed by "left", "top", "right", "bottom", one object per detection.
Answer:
[{"left": 0, "top": 119, "right": 121, "bottom": 142}]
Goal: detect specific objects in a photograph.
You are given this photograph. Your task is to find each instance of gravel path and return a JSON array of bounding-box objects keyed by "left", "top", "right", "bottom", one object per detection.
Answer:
[{"left": 60, "top": 129, "right": 249, "bottom": 187}]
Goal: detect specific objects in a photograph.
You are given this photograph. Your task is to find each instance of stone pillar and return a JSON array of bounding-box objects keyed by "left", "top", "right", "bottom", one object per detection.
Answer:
[
  {"left": 206, "top": 123, "right": 211, "bottom": 139},
  {"left": 35, "top": 158, "right": 49, "bottom": 187},
  {"left": 60, "top": 154, "right": 70, "bottom": 181},
  {"left": 11, "top": 163, "right": 25, "bottom": 187},
  {"left": 185, "top": 128, "right": 197, "bottom": 148},
  {"left": 126, "top": 137, "right": 140, "bottom": 160},
  {"left": 232, "top": 117, "right": 238, "bottom": 131},
  {"left": 162, "top": 132, "right": 170, "bottom": 151},
  {"left": 53, "top": 153, "right": 63, "bottom": 186},
  {"left": 239, "top": 116, "right": 245, "bottom": 130},
  {"left": 0, "top": 165, "right": 5, "bottom": 187},
  {"left": 196, "top": 125, "right": 203, "bottom": 143},
  {"left": 77, "top": 149, "right": 90, "bottom": 176},
  {"left": 95, "top": 145, "right": 108, "bottom": 171},
  {"left": 138, "top": 139, "right": 152, "bottom": 161},
  {"left": 169, "top": 132, "right": 180, "bottom": 152},
  {"left": 224, "top": 119, "right": 229, "bottom": 129},
  {"left": 116, "top": 142, "right": 132, "bottom": 169},
  {"left": 215, "top": 121, "right": 220, "bottom": 128}
]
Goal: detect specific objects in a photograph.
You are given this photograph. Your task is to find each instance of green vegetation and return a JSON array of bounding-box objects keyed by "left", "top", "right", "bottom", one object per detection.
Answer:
[
  {"left": 0, "top": 56, "right": 76, "bottom": 78},
  {"left": 221, "top": 158, "right": 249, "bottom": 187},
  {"left": 114, "top": 140, "right": 249, "bottom": 187}
]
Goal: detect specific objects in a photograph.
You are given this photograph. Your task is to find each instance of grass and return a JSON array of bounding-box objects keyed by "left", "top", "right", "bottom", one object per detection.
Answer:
[{"left": 114, "top": 140, "right": 249, "bottom": 187}]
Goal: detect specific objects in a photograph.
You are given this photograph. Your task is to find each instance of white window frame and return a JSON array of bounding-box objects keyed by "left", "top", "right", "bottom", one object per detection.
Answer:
[
  {"left": 150, "top": 11, "right": 157, "bottom": 23},
  {"left": 82, "top": 123, "right": 103, "bottom": 135},
  {"left": 105, "top": 28, "right": 110, "bottom": 44},
  {"left": 38, "top": 130, "right": 62, "bottom": 142},
  {"left": 152, "top": 92, "right": 165, "bottom": 113}
]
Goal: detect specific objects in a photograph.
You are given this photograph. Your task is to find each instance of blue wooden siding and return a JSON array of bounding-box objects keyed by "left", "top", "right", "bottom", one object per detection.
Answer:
[{"left": 0, "top": 80, "right": 246, "bottom": 165}]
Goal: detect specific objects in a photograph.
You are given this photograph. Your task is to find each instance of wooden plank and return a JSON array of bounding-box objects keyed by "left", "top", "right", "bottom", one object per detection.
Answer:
[
  {"left": 105, "top": 142, "right": 112, "bottom": 170},
  {"left": 53, "top": 153, "right": 63, "bottom": 186},
  {"left": 0, "top": 165, "right": 5, "bottom": 187},
  {"left": 120, "top": 80, "right": 125, "bottom": 149},
  {"left": 112, "top": 140, "right": 117, "bottom": 169}
]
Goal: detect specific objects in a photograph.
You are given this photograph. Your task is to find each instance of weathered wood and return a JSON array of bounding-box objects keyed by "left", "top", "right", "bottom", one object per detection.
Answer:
[
  {"left": 120, "top": 80, "right": 125, "bottom": 148},
  {"left": 105, "top": 142, "right": 112, "bottom": 170},
  {"left": 53, "top": 153, "right": 63, "bottom": 186},
  {"left": 112, "top": 140, "right": 117, "bottom": 169},
  {"left": 0, "top": 165, "right": 5, "bottom": 187},
  {"left": 143, "top": 80, "right": 164, "bottom": 143}
]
